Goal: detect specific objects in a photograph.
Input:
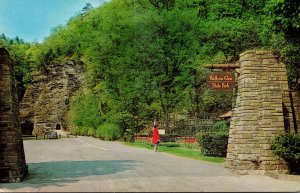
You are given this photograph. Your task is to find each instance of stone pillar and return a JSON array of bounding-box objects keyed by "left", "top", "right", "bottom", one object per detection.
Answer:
[
  {"left": 225, "top": 50, "right": 290, "bottom": 175},
  {"left": 0, "top": 48, "right": 28, "bottom": 182},
  {"left": 291, "top": 91, "right": 300, "bottom": 132}
]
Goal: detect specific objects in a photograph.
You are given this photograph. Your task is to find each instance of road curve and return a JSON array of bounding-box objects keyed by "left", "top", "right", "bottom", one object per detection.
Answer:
[{"left": 1, "top": 136, "right": 300, "bottom": 192}]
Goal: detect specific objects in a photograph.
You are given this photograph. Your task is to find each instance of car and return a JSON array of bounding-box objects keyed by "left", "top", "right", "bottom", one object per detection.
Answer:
[{"left": 48, "top": 131, "right": 58, "bottom": 139}]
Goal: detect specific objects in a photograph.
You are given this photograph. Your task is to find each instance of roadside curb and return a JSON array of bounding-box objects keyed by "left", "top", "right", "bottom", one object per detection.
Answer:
[{"left": 265, "top": 171, "right": 300, "bottom": 181}]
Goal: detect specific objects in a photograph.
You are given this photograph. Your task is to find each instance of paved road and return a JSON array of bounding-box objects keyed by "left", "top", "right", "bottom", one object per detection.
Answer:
[{"left": 1, "top": 136, "right": 300, "bottom": 192}]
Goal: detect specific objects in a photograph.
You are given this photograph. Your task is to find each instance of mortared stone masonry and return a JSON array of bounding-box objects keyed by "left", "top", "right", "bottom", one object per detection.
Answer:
[
  {"left": 0, "top": 48, "right": 28, "bottom": 182},
  {"left": 225, "top": 50, "right": 291, "bottom": 175}
]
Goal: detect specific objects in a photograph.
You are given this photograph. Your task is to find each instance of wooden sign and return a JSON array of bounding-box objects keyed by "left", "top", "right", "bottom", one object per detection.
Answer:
[{"left": 206, "top": 72, "right": 235, "bottom": 91}]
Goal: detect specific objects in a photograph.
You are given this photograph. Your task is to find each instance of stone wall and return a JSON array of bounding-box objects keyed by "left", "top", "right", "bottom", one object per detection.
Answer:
[
  {"left": 291, "top": 91, "right": 300, "bottom": 132},
  {"left": 0, "top": 48, "right": 28, "bottom": 182},
  {"left": 225, "top": 50, "right": 290, "bottom": 175},
  {"left": 19, "top": 61, "right": 85, "bottom": 135}
]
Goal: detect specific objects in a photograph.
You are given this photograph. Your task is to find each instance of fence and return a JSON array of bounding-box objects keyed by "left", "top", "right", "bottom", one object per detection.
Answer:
[{"left": 160, "top": 114, "right": 218, "bottom": 137}]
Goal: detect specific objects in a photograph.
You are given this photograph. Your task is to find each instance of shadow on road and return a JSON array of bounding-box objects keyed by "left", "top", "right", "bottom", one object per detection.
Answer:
[{"left": 1, "top": 160, "right": 137, "bottom": 190}]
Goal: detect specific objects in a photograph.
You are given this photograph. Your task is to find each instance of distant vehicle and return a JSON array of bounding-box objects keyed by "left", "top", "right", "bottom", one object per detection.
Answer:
[{"left": 48, "top": 131, "right": 58, "bottom": 139}]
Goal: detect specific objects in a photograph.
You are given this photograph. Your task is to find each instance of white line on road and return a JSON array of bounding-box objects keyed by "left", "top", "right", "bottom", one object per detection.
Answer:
[{"left": 75, "top": 138, "right": 108, "bottom": 150}]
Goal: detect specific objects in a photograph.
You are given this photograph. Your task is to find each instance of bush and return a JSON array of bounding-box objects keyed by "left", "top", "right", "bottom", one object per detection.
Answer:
[
  {"left": 70, "top": 127, "right": 80, "bottom": 135},
  {"left": 87, "top": 127, "right": 95, "bottom": 136},
  {"left": 196, "top": 132, "right": 229, "bottom": 157},
  {"left": 122, "top": 129, "right": 135, "bottom": 142},
  {"left": 211, "top": 120, "right": 230, "bottom": 132},
  {"left": 71, "top": 126, "right": 89, "bottom": 136},
  {"left": 69, "top": 89, "right": 102, "bottom": 129},
  {"left": 271, "top": 133, "right": 300, "bottom": 174},
  {"left": 160, "top": 134, "right": 178, "bottom": 142},
  {"left": 96, "top": 123, "right": 122, "bottom": 141}
]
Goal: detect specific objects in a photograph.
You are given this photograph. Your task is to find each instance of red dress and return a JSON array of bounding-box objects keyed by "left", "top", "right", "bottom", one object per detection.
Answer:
[{"left": 152, "top": 127, "right": 160, "bottom": 144}]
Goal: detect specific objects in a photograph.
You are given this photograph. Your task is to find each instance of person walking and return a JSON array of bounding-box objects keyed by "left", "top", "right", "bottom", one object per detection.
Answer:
[{"left": 152, "top": 124, "right": 160, "bottom": 152}]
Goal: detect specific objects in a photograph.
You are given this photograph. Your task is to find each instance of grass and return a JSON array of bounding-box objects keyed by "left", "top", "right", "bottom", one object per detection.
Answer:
[{"left": 122, "top": 141, "right": 224, "bottom": 163}]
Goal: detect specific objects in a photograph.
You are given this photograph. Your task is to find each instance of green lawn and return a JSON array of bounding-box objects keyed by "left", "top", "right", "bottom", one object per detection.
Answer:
[{"left": 122, "top": 141, "right": 224, "bottom": 163}]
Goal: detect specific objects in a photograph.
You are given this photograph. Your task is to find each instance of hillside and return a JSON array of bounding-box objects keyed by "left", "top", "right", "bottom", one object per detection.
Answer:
[{"left": 0, "top": 0, "right": 299, "bottom": 136}]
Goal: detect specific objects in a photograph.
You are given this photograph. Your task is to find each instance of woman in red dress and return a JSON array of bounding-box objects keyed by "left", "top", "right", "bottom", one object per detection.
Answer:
[{"left": 152, "top": 124, "right": 160, "bottom": 152}]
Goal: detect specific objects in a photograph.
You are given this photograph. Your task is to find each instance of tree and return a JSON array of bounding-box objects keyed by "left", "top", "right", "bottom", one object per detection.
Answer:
[
  {"left": 266, "top": 0, "right": 300, "bottom": 42},
  {"left": 264, "top": 0, "right": 300, "bottom": 86},
  {"left": 25, "top": 0, "right": 279, "bottom": 136},
  {"left": 0, "top": 35, "right": 31, "bottom": 101},
  {"left": 82, "top": 3, "right": 93, "bottom": 15}
]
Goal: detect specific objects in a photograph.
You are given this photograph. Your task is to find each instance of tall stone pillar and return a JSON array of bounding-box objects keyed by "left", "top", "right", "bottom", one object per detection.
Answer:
[
  {"left": 225, "top": 50, "right": 290, "bottom": 175},
  {"left": 291, "top": 90, "right": 300, "bottom": 132},
  {"left": 0, "top": 48, "right": 28, "bottom": 182}
]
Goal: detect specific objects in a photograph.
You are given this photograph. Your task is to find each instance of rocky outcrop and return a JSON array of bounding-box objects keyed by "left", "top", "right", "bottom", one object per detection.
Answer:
[{"left": 19, "top": 61, "right": 85, "bottom": 135}]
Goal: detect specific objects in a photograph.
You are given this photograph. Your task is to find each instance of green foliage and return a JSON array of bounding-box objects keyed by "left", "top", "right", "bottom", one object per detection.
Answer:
[
  {"left": 0, "top": 35, "right": 32, "bottom": 100},
  {"left": 211, "top": 120, "right": 230, "bottom": 132},
  {"left": 160, "top": 142, "right": 180, "bottom": 147},
  {"left": 28, "top": 0, "right": 262, "bottom": 132},
  {"left": 264, "top": 0, "right": 300, "bottom": 85},
  {"left": 195, "top": 120, "right": 230, "bottom": 157},
  {"left": 266, "top": 0, "right": 300, "bottom": 42},
  {"left": 96, "top": 123, "right": 123, "bottom": 141},
  {"left": 178, "top": 141, "right": 199, "bottom": 149},
  {"left": 271, "top": 133, "right": 300, "bottom": 174},
  {"left": 4, "top": 0, "right": 300, "bottom": 140},
  {"left": 201, "top": 89, "right": 232, "bottom": 113},
  {"left": 87, "top": 127, "right": 95, "bottom": 137},
  {"left": 72, "top": 126, "right": 89, "bottom": 136},
  {"left": 196, "top": 132, "right": 229, "bottom": 157},
  {"left": 160, "top": 134, "right": 177, "bottom": 142},
  {"left": 122, "top": 130, "right": 135, "bottom": 142},
  {"left": 69, "top": 89, "right": 102, "bottom": 129}
]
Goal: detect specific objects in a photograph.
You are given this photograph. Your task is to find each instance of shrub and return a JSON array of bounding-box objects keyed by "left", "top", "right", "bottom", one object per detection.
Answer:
[
  {"left": 87, "top": 127, "right": 95, "bottom": 136},
  {"left": 271, "top": 133, "right": 300, "bottom": 174},
  {"left": 71, "top": 126, "right": 89, "bottom": 136},
  {"left": 69, "top": 89, "right": 102, "bottom": 129},
  {"left": 96, "top": 123, "right": 122, "bottom": 141},
  {"left": 196, "top": 132, "right": 228, "bottom": 157},
  {"left": 160, "top": 134, "right": 178, "bottom": 142},
  {"left": 95, "top": 127, "right": 102, "bottom": 138},
  {"left": 70, "top": 127, "right": 80, "bottom": 135},
  {"left": 196, "top": 131, "right": 209, "bottom": 143},
  {"left": 122, "top": 129, "right": 135, "bottom": 142},
  {"left": 211, "top": 120, "right": 230, "bottom": 132}
]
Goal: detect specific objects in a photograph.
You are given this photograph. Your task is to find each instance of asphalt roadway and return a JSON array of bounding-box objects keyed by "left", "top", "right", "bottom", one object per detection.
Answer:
[{"left": 1, "top": 136, "right": 300, "bottom": 192}]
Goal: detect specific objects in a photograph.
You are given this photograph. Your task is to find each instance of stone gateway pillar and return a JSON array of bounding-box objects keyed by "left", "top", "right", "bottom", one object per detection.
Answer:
[
  {"left": 225, "top": 50, "right": 290, "bottom": 175},
  {"left": 0, "top": 48, "right": 28, "bottom": 182}
]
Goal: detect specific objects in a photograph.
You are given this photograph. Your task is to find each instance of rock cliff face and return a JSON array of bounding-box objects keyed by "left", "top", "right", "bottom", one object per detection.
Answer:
[{"left": 19, "top": 61, "right": 85, "bottom": 135}]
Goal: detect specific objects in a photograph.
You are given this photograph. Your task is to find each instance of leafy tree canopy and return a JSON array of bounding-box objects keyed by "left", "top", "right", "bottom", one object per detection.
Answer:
[{"left": 3, "top": 0, "right": 300, "bottom": 134}]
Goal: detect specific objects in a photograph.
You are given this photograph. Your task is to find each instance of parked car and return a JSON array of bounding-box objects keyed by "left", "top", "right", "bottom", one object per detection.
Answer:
[{"left": 48, "top": 131, "right": 58, "bottom": 139}]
